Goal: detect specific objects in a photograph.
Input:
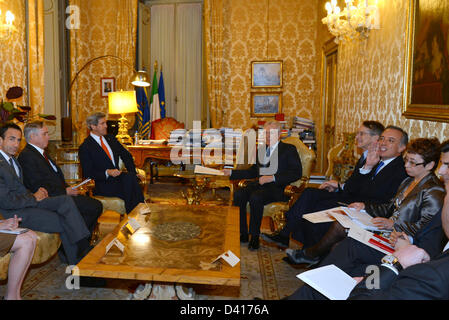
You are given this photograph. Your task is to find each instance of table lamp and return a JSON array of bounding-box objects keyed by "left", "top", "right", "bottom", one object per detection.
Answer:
[{"left": 108, "top": 90, "right": 138, "bottom": 145}]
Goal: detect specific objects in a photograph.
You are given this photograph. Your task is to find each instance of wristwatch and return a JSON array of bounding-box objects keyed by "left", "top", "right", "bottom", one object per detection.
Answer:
[{"left": 381, "top": 254, "right": 403, "bottom": 272}]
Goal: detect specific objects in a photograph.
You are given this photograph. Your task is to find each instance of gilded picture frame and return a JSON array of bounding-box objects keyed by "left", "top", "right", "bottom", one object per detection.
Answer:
[
  {"left": 403, "top": 0, "right": 449, "bottom": 122},
  {"left": 250, "top": 92, "right": 282, "bottom": 117},
  {"left": 251, "top": 60, "right": 283, "bottom": 88}
]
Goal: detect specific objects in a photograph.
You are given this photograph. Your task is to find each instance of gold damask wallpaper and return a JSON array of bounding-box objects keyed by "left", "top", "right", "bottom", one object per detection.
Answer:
[
  {"left": 0, "top": 0, "right": 27, "bottom": 106},
  {"left": 205, "top": 0, "right": 319, "bottom": 129},
  {"left": 333, "top": 0, "right": 449, "bottom": 147},
  {"left": 69, "top": 0, "right": 137, "bottom": 144}
]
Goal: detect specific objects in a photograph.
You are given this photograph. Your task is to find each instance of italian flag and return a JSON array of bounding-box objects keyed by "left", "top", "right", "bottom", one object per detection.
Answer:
[{"left": 149, "top": 70, "right": 161, "bottom": 122}]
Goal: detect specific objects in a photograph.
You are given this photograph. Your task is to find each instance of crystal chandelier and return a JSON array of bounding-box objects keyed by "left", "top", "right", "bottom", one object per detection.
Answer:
[
  {"left": 322, "top": 0, "right": 380, "bottom": 43},
  {"left": 0, "top": 2, "right": 15, "bottom": 41}
]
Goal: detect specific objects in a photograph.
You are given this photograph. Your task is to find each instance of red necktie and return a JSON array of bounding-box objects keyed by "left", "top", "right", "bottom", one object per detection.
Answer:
[
  {"left": 43, "top": 152, "right": 51, "bottom": 165},
  {"left": 100, "top": 136, "right": 113, "bottom": 161}
]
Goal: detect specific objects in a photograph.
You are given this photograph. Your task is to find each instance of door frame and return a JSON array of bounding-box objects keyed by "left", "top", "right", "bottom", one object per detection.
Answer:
[{"left": 318, "top": 38, "right": 338, "bottom": 174}]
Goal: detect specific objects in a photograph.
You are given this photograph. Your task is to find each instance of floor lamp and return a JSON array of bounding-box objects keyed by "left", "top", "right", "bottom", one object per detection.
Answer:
[{"left": 64, "top": 54, "right": 150, "bottom": 143}]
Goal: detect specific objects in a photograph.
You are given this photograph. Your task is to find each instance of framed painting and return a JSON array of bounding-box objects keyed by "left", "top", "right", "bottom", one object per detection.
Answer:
[
  {"left": 101, "top": 77, "right": 115, "bottom": 98},
  {"left": 251, "top": 60, "right": 283, "bottom": 88},
  {"left": 403, "top": 0, "right": 449, "bottom": 122},
  {"left": 250, "top": 92, "right": 282, "bottom": 117}
]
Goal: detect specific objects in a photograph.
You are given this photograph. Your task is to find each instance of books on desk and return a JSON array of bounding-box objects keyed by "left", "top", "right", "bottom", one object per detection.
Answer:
[{"left": 297, "top": 264, "right": 357, "bottom": 300}]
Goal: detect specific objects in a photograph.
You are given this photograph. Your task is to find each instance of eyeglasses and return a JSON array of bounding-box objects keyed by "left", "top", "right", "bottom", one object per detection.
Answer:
[{"left": 404, "top": 157, "right": 425, "bottom": 167}]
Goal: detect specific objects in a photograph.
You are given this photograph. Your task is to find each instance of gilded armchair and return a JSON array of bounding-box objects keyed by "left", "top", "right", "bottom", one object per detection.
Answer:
[{"left": 238, "top": 136, "right": 316, "bottom": 231}]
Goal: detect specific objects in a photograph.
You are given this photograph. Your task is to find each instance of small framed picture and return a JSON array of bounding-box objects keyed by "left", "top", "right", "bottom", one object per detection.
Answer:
[
  {"left": 251, "top": 60, "right": 283, "bottom": 88},
  {"left": 101, "top": 78, "right": 115, "bottom": 98},
  {"left": 250, "top": 92, "right": 282, "bottom": 117}
]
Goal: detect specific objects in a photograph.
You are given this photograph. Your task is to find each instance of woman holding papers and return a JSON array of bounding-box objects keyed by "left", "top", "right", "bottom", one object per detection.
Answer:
[
  {"left": 0, "top": 215, "right": 37, "bottom": 300},
  {"left": 285, "top": 138, "right": 445, "bottom": 267}
]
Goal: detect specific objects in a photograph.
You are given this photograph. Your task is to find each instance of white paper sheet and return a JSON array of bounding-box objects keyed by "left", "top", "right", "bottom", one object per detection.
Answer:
[{"left": 297, "top": 264, "right": 357, "bottom": 300}]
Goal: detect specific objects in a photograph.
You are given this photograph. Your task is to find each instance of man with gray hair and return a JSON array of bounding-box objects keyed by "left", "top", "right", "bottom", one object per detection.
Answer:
[
  {"left": 18, "top": 121, "right": 103, "bottom": 237},
  {"left": 223, "top": 120, "right": 302, "bottom": 251},
  {"left": 79, "top": 112, "right": 145, "bottom": 213}
]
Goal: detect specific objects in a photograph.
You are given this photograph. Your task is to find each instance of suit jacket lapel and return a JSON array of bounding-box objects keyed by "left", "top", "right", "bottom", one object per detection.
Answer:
[
  {"left": 88, "top": 135, "right": 116, "bottom": 167},
  {"left": 0, "top": 152, "right": 23, "bottom": 182}
]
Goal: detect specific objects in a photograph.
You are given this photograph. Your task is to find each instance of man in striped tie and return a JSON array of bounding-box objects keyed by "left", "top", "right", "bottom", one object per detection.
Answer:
[{"left": 78, "top": 112, "right": 145, "bottom": 214}]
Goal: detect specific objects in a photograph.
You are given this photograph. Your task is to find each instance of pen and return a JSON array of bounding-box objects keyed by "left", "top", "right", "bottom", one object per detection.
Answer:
[{"left": 337, "top": 201, "right": 349, "bottom": 207}]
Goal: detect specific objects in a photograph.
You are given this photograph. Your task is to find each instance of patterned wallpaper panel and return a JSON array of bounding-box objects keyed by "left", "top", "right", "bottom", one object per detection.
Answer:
[
  {"left": 0, "top": 0, "right": 27, "bottom": 106},
  {"left": 69, "top": 0, "right": 137, "bottom": 144},
  {"left": 217, "top": 0, "right": 319, "bottom": 130},
  {"left": 334, "top": 0, "right": 449, "bottom": 145}
]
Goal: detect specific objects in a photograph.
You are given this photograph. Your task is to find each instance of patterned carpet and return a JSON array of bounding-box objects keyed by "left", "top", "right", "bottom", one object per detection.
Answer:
[{"left": 0, "top": 177, "right": 306, "bottom": 300}]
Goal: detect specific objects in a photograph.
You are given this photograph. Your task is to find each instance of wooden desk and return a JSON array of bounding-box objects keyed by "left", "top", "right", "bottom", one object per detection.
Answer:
[
  {"left": 128, "top": 145, "right": 235, "bottom": 184},
  {"left": 76, "top": 203, "right": 240, "bottom": 287}
]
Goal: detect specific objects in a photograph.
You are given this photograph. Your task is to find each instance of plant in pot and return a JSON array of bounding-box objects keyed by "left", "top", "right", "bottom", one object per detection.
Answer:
[{"left": 0, "top": 86, "right": 56, "bottom": 124}]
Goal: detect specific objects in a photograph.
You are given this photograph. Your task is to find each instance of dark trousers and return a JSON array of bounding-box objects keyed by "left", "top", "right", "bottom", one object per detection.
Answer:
[
  {"left": 287, "top": 237, "right": 384, "bottom": 300},
  {"left": 95, "top": 172, "right": 145, "bottom": 213},
  {"left": 233, "top": 181, "right": 285, "bottom": 237},
  {"left": 282, "top": 188, "right": 357, "bottom": 246},
  {"left": 72, "top": 195, "right": 103, "bottom": 234},
  {"left": 2, "top": 196, "right": 91, "bottom": 265}
]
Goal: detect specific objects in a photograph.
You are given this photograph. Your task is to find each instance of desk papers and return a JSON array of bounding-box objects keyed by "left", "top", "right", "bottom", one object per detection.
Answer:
[
  {"left": 212, "top": 250, "right": 240, "bottom": 267},
  {"left": 194, "top": 165, "right": 224, "bottom": 176},
  {"left": 297, "top": 264, "right": 357, "bottom": 300}
]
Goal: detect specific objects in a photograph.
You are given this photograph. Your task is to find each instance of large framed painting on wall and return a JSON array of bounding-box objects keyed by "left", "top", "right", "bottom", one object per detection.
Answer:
[
  {"left": 403, "top": 0, "right": 449, "bottom": 122},
  {"left": 250, "top": 92, "right": 282, "bottom": 117},
  {"left": 251, "top": 61, "right": 283, "bottom": 88}
]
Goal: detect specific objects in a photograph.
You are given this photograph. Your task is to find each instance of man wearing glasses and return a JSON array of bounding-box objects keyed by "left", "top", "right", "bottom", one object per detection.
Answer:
[{"left": 262, "top": 124, "right": 409, "bottom": 261}]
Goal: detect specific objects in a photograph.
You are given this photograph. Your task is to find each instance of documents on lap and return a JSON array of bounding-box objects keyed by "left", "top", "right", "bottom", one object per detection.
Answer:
[
  {"left": 302, "top": 207, "right": 347, "bottom": 224},
  {"left": 297, "top": 264, "right": 357, "bottom": 300}
]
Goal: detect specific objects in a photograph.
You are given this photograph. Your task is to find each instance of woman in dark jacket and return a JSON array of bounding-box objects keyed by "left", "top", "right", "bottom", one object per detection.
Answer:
[{"left": 284, "top": 137, "right": 445, "bottom": 266}]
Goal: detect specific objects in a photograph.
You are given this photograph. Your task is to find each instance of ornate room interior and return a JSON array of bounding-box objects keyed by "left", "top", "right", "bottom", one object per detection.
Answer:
[{"left": 1, "top": 0, "right": 449, "bottom": 302}]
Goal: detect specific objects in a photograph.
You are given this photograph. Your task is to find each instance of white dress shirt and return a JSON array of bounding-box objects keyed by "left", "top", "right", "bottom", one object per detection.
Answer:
[{"left": 359, "top": 156, "right": 396, "bottom": 175}]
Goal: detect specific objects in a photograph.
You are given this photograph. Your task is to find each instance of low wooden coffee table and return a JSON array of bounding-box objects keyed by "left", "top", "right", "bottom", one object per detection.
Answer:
[{"left": 76, "top": 203, "right": 240, "bottom": 295}]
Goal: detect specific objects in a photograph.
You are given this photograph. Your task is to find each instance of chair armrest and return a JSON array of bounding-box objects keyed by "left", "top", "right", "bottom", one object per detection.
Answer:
[{"left": 284, "top": 177, "right": 309, "bottom": 207}]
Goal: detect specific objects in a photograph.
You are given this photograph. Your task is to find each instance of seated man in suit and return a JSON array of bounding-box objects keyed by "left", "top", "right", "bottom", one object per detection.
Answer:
[
  {"left": 18, "top": 121, "right": 103, "bottom": 236},
  {"left": 0, "top": 122, "right": 91, "bottom": 266},
  {"left": 262, "top": 124, "right": 408, "bottom": 251},
  {"left": 286, "top": 139, "right": 449, "bottom": 300},
  {"left": 79, "top": 112, "right": 145, "bottom": 214},
  {"left": 223, "top": 120, "right": 302, "bottom": 251}
]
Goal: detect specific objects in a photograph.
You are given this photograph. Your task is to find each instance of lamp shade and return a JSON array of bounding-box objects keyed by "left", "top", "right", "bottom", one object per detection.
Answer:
[
  {"left": 108, "top": 91, "right": 138, "bottom": 115},
  {"left": 131, "top": 70, "right": 151, "bottom": 87}
]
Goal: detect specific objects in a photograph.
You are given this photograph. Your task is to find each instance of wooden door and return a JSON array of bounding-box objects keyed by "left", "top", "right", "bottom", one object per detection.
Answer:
[{"left": 319, "top": 39, "right": 338, "bottom": 174}]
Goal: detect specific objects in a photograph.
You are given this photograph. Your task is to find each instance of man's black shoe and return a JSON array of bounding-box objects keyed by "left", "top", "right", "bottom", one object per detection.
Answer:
[
  {"left": 248, "top": 235, "right": 260, "bottom": 251},
  {"left": 79, "top": 276, "right": 107, "bottom": 288},
  {"left": 260, "top": 232, "right": 289, "bottom": 248},
  {"left": 284, "top": 248, "right": 319, "bottom": 267},
  {"left": 240, "top": 234, "right": 249, "bottom": 243}
]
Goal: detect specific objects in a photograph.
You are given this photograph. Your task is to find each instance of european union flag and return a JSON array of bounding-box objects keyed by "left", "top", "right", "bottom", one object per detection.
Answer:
[
  {"left": 135, "top": 86, "right": 151, "bottom": 138},
  {"left": 158, "top": 71, "right": 166, "bottom": 119}
]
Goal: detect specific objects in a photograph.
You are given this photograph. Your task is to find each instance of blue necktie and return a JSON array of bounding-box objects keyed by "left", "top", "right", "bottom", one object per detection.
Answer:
[{"left": 374, "top": 160, "right": 384, "bottom": 176}]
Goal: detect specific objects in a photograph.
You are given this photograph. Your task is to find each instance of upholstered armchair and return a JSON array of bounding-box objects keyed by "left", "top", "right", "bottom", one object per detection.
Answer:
[
  {"left": 325, "top": 132, "right": 361, "bottom": 183},
  {"left": 150, "top": 117, "right": 185, "bottom": 179},
  {"left": 238, "top": 136, "right": 316, "bottom": 231},
  {"left": 0, "top": 213, "right": 61, "bottom": 281}
]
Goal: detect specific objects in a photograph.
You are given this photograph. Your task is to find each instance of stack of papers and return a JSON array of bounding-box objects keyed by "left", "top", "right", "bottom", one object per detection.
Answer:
[{"left": 194, "top": 165, "right": 224, "bottom": 176}]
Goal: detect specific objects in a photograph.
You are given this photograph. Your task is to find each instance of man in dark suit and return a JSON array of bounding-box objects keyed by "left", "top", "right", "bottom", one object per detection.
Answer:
[
  {"left": 78, "top": 112, "right": 145, "bottom": 214},
  {"left": 262, "top": 123, "right": 408, "bottom": 251},
  {"left": 17, "top": 121, "right": 103, "bottom": 235},
  {"left": 223, "top": 120, "right": 302, "bottom": 251},
  {"left": 286, "top": 140, "right": 449, "bottom": 300},
  {"left": 0, "top": 122, "right": 91, "bottom": 266}
]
